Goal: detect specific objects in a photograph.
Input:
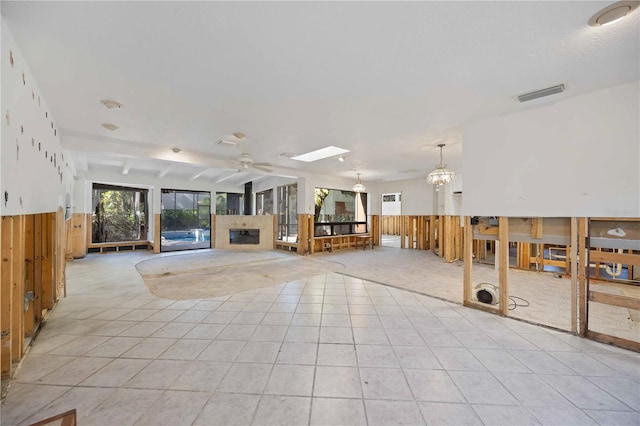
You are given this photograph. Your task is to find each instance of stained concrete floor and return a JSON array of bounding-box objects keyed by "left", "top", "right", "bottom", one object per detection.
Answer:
[{"left": 1, "top": 247, "right": 639, "bottom": 426}]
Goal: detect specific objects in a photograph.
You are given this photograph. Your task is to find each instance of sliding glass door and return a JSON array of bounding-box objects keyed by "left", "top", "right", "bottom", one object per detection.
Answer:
[{"left": 160, "top": 189, "right": 211, "bottom": 252}]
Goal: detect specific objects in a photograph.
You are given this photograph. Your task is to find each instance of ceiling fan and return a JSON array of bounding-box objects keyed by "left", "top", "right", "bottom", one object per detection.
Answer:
[{"left": 236, "top": 153, "right": 272, "bottom": 173}]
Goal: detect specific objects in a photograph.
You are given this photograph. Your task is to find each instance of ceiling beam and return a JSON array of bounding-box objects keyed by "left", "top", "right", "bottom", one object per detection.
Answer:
[
  {"left": 188, "top": 168, "right": 210, "bottom": 181},
  {"left": 214, "top": 171, "right": 237, "bottom": 184},
  {"left": 157, "top": 164, "right": 173, "bottom": 178}
]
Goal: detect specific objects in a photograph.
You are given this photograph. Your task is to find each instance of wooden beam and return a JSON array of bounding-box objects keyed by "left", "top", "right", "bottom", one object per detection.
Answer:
[
  {"left": 153, "top": 214, "right": 161, "bottom": 253},
  {"left": 578, "top": 218, "right": 588, "bottom": 337},
  {"left": 210, "top": 215, "right": 215, "bottom": 249},
  {"left": 570, "top": 217, "right": 578, "bottom": 333},
  {"left": 34, "top": 214, "right": 43, "bottom": 324},
  {"left": 11, "top": 216, "right": 25, "bottom": 360},
  {"left": 429, "top": 215, "right": 436, "bottom": 252},
  {"left": 463, "top": 216, "right": 473, "bottom": 304},
  {"left": 1, "top": 217, "right": 14, "bottom": 378},
  {"left": 589, "top": 250, "right": 640, "bottom": 266},
  {"left": 498, "top": 217, "right": 509, "bottom": 316},
  {"left": 586, "top": 330, "right": 640, "bottom": 353},
  {"left": 588, "top": 291, "right": 640, "bottom": 310},
  {"left": 438, "top": 216, "right": 444, "bottom": 258},
  {"left": 23, "top": 215, "right": 35, "bottom": 337},
  {"left": 531, "top": 218, "right": 543, "bottom": 239},
  {"left": 41, "top": 213, "right": 54, "bottom": 310}
]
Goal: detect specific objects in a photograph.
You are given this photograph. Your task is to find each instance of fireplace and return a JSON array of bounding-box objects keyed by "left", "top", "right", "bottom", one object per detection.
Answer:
[{"left": 229, "top": 229, "right": 260, "bottom": 245}]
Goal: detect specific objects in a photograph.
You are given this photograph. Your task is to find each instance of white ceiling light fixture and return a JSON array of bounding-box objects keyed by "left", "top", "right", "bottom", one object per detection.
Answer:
[
  {"left": 352, "top": 172, "right": 366, "bottom": 192},
  {"left": 171, "top": 147, "right": 181, "bottom": 153},
  {"left": 101, "top": 123, "right": 118, "bottom": 131},
  {"left": 338, "top": 155, "right": 345, "bottom": 162},
  {"left": 426, "top": 144, "right": 455, "bottom": 186},
  {"left": 100, "top": 99, "right": 122, "bottom": 109},
  {"left": 291, "top": 146, "right": 350, "bottom": 162},
  {"left": 589, "top": 1, "right": 639, "bottom": 26}
]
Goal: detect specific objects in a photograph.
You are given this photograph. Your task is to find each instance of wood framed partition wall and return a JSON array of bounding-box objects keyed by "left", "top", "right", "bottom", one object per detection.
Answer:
[
  {"left": 1, "top": 210, "right": 67, "bottom": 382},
  {"left": 463, "top": 216, "right": 640, "bottom": 352}
]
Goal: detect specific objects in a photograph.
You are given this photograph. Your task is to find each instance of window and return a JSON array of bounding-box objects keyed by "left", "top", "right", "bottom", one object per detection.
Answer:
[
  {"left": 216, "top": 192, "right": 244, "bottom": 215},
  {"left": 92, "top": 184, "right": 148, "bottom": 243},
  {"left": 160, "top": 189, "right": 211, "bottom": 252},
  {"left": 256, "top": 189, "right": 273, "bottom": 215},
  {"left": 314, "top": 188, "right": 367, "bottom": 236},
  {"left": 277, "top": 184, "right": 297, "bottom": 242}
]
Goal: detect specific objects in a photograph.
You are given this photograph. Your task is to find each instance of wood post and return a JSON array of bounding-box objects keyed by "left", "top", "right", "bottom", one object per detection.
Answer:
[
  {"left": 1, "top": 216, "right": 14, "bottom": 378},
  {"left": 153, "top": 214, "right": 161, "bottom": 253},
  {"left": 570, "top": 217, "right": 578, "bottom": 333},
  {"left": 498, "top": 217, "right": 509, "bottom": 316},
  {"left": 24, "top": 215, "right": 36, "bottom": 337},
  {"left": 429, "top": 215, "right": 436, "bottom": 252},
  {"left": 437, "top": 216, "right": 444, "bottom": 258},
  {"left": 578, "top": 218, "right": 588, "bottom": 336},
  {"left": 210, "top": 214, "right": 216, "bottom": 249},
  {"left": 11, "top": 216, "right": 25, "bottom": 360},
  {"left": 463, "top": 216, "right": 473, "bottom": 303}
]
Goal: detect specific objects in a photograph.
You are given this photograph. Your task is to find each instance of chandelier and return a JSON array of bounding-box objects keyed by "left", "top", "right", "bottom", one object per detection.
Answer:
[
  {"left": 352, "top": 173, "right": 366, "bottom": 192},
  {"left": 426, "top": 144, "right": 455, "bottom": 186}
]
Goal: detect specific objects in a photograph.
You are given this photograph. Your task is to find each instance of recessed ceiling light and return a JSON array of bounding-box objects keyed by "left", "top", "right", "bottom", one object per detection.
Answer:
[
  {"left": 101, "top": 123, "right": 118, "bottom": 131},
  {"left": 292, "top": 146, "right": 350, "bottom": 162},
  {"left": 172, "top": 147, "right": 181, "bottom": 153},
  {"left": 232, "top": 132, "right": 246, "bottom": 139},
  {"left": 338, "top": 156, "right": 345, "bottom": 162},
  {"left": 589, "top": 1, "right": 639, "bottom": 26},
  {"left": 100, "top": 99, "right": 122, "bottom": 109}
]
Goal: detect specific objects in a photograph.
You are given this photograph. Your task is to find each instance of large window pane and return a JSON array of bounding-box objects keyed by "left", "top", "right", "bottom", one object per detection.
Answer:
[
  {"left": 277, "top": 184, "right": 297, "bottom": 242},
  {"left": 161, "top": 189, "right": 211, "bottom": 252},
  {"left": 313, "top": 188, "right": 367, "bottom": 237},
  {"left": 92, "top": 184, "right": 148, "bottom": 243}
]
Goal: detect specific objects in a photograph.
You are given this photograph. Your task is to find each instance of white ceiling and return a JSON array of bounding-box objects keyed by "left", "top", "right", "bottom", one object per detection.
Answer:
[{"left": 2, "top": 1, "right": 638, "bottom": 185}]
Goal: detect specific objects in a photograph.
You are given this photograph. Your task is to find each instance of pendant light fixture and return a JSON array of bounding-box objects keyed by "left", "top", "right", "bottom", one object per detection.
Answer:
[
  {"left": 352, "top": 173, "right": 366, "bottom": 192},
  {"left": 426, "top": 144, "right": 455, "bottom": 186}
]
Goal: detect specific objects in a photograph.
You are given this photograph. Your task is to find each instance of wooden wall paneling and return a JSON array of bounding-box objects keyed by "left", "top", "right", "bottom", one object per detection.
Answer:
[
  {"left": 444, "top": 216, "right": 455, "bottom": 262},
  {"left": 57, "top": 208, "right": 66, "bottom": 299},
  {"left": 41, "top": 213, "right": 54, "bottom": 311},
  {"left": 437, "top": 216, "right": 444, "bottom": 257},
  {"left": 34, "top": 214, "right": 43, "bottom": 324},
  {"left": 570, "top": 218, "right": 578, "bottom": 333},
  {"left": 23, "top": 215, "right": 36, "bottom": 337},
  {"left": 153, "top": 214, "right": 161, "bottom": 253},
  {"left": 455, "top": 217, "right": 463, "bottom": 260},
  {"left": 297, "top": 214, "right": 308, "bottom": 255},
  {"left": 531, "top": 218, "right": 543, "bottom": 239},
  {"left": 463, "top": 217, "right": 473, "bottom": 304},
  {"left": 70, "top": 213, "right": 87, "bottom": 258},
  {"left": 85, "top": 213, "right": 92, "bottom": 255},
  {"left": 578, "top": 218, "right": 588, "bottom": 336},
  {"left": 210, "top": 214, "right": 216, "bottom": 248},
  {"left": 11, "top": 216, "right": 25, "bottom": 360},
  {"left": 498, "top": 217, "right": 509, "bottom": 317},
  {"left": 1, "top": 216, "right": 14, "bottom": 378},
  {"left": 370, "top": 215, "right": 380, "bottom": 246},
  {"left": 429, "top": 215, "right": 436, "bottom": 252}
]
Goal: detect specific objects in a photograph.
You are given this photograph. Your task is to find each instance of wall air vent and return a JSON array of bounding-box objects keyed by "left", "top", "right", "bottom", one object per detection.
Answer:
[{"left": 517, "top": 84, "right": 565, "bottom": 103}]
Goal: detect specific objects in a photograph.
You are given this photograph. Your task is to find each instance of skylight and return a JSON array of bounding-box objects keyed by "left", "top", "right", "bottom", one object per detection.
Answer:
[{"left": 291, "top": 146, "right": 350, "bottom": 162}]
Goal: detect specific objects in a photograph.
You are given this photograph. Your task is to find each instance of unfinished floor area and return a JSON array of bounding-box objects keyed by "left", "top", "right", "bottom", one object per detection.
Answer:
[{"left": 1, "top": 248, "right": 639, "bottom": 426}]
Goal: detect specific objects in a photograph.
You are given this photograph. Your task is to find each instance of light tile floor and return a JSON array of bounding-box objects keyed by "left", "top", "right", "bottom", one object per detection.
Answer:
[{"left": 1, "top": 251, "right": 639, "bottom": 426}]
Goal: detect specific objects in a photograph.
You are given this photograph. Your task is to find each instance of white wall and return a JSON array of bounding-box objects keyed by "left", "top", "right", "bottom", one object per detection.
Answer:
[
  {"left": 378, "top": 178, "right": 435, "bottom": 215},
  {"left": 1, "top": 22, "right": 74, "bottom": 216},
  {"left": 463, "top": 81, "right": 640, "bottom": 217}
]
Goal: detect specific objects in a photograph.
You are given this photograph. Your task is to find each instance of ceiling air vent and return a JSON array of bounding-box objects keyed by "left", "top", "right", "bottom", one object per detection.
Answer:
[{"left": 517, "top": 84, "right": 565, "bottom": 103}]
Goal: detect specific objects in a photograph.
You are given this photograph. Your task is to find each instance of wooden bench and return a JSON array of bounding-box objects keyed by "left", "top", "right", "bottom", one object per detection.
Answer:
[
  {"left": 355, "top": 234, "right": 373, "bottom": 250},
  {"left": 88, "top": 240, "right": 152, "bottom": 253}
]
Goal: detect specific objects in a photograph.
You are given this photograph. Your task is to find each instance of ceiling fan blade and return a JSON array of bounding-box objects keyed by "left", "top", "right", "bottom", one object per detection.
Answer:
[{"left": 253, "top": 162, "right": 272, "bottom": 167}]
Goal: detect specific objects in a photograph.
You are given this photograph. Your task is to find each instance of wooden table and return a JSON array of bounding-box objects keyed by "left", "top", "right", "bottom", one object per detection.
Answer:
[{"left": 355, "top": 234, "right": 373, "bottom": 250}]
